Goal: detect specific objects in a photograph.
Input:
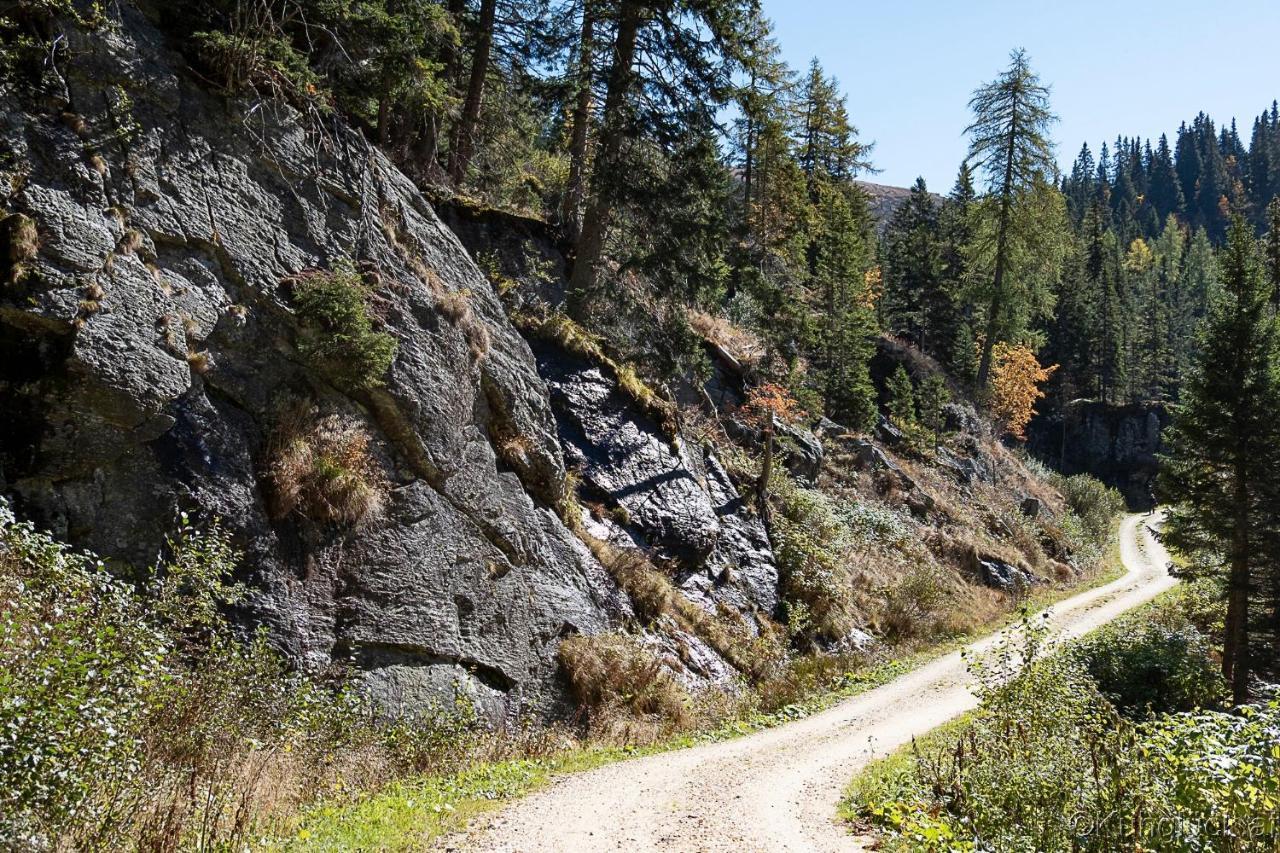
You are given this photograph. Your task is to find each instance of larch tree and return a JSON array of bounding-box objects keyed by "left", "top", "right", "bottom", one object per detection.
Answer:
[
  {"left": 1159, "top": 216, "right": 1280, "bottom": 705},
  {"left": 989, "top": 342, "right": 1055, "bottom": 440},
  {"left": 963, "top": 48, "right": 1064, "bottom": 392}
]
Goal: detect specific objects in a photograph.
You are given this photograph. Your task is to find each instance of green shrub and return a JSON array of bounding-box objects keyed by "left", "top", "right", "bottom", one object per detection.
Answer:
[
  {"left": 853, "top": 608, "right": 1275, "bottom": 852},
  {"left": 1073, "top": 614, "right": 1225, "bottom": 718},
  {"left": 0, "top": 501, "right": 480, "bottom": 850},
  {"left": 292, "top": 262, "right": 398, "bottom": 391},
  {"left": 0, "top": 504, "right": 162, "bottom": 846},
  {"left": 1054, "top": 473, "right": 1126, "bottom": 540},
  {"left": 773, "top": 485, "right": 854, "bottom": 643}
]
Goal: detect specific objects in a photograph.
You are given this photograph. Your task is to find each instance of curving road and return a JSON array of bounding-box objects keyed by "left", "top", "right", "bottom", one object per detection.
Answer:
[{"left": 457, "top": 514, "right": 1175, "bottom": 852}]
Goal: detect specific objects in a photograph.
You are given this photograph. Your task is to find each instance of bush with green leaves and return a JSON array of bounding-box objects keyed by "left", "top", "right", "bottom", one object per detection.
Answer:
[
  {"left": 1072, "top": 612, "right": 1225, "bottom": 718},
  {"left": 292, "top": 262, "right": 398, "bottom": 391},
  {"left": 0, "top": 503, "right": 162, "bottom": 846},
  {"left": 0, "top": 501, "right": 481, "bottom": 850},
  {"left": 773, "top": 485, "right": 852, "bottom": 643},
  {"left": 851, "top": 606, "right": 1274, "bottom": 852},
  {"left": 1054, "top": 473, "right": 1127, "bottom": 541}
]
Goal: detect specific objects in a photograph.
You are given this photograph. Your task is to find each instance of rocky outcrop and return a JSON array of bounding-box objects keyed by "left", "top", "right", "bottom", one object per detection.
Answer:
[
  {"left": 1027, "top": 401, "right": 1169, "bottom": 510},
  {"left": 533, "top": 341, "right": 779, "bottom": 620},
  {"left": 0, "top": 5, "right": 631, "bottom": 721}
]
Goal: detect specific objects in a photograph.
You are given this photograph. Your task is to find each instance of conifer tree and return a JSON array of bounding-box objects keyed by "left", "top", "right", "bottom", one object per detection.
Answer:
[
  {"left": 882, "top": 178, "right": 942, "bottom": 351},
  {"left": 812, "top": 182, "right": 878, "bottom": 430},
  {"left": 963, "top": 49, "right": 1064, "bottom": 391},
  {"left": 886, "top": 365, "right": 917, "bottom": 428},
  {"left": 937, "top": 164, "right": 976, "bottom": 374},
  {"left": 1160, "top": 216, "right": 1280, "bottom": 705},
  {"left": 1265, "top": 198, "right": 1280, "bottom": 306},
  {"left": 917, "top": 373, "right": 951, "bottom": 451}
]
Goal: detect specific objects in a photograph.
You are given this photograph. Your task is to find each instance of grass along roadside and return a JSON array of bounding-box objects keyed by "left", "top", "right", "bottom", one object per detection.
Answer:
[
  {"left": 840, "top": 570, "right": 1199, "bottom": 850},
  {"left": 276, "top": 524, "right": 1128, "bottom": 851}
]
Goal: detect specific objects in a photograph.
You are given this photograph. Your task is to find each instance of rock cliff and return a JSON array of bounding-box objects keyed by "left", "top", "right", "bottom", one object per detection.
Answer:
[
  {"left": 0, "top": 4, "right": 633, "bottom": 721},
  {"left": 1027, "top": 400, "right": 1169, "bottom": 511}
]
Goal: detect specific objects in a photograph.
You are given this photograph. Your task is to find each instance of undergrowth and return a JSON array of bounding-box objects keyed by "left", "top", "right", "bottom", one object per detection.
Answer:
[{"left": 845, "top": 586, "right": 1273, "bottom": 853}]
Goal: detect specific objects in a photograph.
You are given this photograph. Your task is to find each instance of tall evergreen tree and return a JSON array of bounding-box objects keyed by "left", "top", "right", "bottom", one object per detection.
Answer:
[
  {"left": 882, "top": 178, "right": 942, "bottom": 351},
  {"left": 963, "top": 48, "right": 1064, "bottom": 391},
  {"left": 1148, "top": 133, "right": 1184, "bottom": 223},
  {"left": 1160, "top": 216, "right": 1280, "bottom": 705}
]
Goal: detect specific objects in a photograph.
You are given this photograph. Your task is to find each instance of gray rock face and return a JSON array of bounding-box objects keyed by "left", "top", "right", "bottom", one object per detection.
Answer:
[
  {"left": 723, "top": 416, "right": 824, "bottom": 485},
  {"left": 975, "top": 557, "right": 1037, "bottom": 592},
  {"left": 532, "top": 342, "right": 779, "bottom": 620},
  {"left": 0, "top": 5, "right": 627, "bottom": 720},
  {"left": 1027, "top": 401, "right": 1169, "bottom": 510}
]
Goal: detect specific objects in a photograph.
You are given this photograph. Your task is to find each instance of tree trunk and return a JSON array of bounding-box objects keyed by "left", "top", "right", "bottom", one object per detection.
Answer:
[
  {"left": 560, "top": 0, "right": 595, "bottom": 243},
  {"left": 1223, "top": 463, "right": 1252, "bottom": 705},
  {"left": 448, "top": 0, "right": 497, "bottom": 186},
  {"left": 757, "top": 421, "right": 774, "bottom": 520},
  {"left": 567, "top": 1, "right": 647, "bottom": 316},
  {"left": 743, "top": 69, "right": 756, "bottom": 218}
]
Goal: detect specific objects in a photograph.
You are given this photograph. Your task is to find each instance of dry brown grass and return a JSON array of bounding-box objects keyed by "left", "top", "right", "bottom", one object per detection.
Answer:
[
  {"left": 566, "top": 510, "right": 777, "bottom": 682},
  {"left": 117, "top": 228, "right": 143, "bottom": 255},
  {"left": 687, "top": 308, "right": 765, "bottom": 366},
  {"left": 558, "top": 633, "right": 693, "bottom": 743},
  {"left": 518, "top": 311, "right": 679, "bottom": 437},
  {"left": 187, "top": 350, "right": 212, "bottom": 374},
  {"left": 265, "top": 406, "right": 388, "bottom": 526},
  {"left": 2, "top": 213, "right": 38, "bottom": 287}
]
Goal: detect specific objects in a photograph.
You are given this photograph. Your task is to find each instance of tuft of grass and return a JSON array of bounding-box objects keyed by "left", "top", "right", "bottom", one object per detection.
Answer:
[
  {"left": 187, "top": 350, "right": 212, "bottom": 374},
  {"left": 265, "top": 405, "right": 388, "bottom": 526},
  {"left": 558, "top": 633, "right": 693, "bottom": 742},
  {"left": 2, "top": 213, "right": 38, "bottom": 287},
  {"left": 116, "top": 227, "right": 143, "bottom": 255}
]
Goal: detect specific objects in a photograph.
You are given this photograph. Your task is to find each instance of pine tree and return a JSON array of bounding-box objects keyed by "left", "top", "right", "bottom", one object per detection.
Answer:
[
  {"left": 567, "top": 0, "right": 749, "bottom": 315},
  {"left": 812, "top": 182, "right": 878, "bottom": 430},
  {"left": 886, "top": 365, "right": 917, "bottom": 428},
  {"left": 917, "top": 373, "right": 951, "bottom": 451},
  {"left": 1265, "top": 198, "right": 1280, "bottom": 307},
  {"left": 1160, "top": 216, "right": 1280, "bottom": 705},
  {"left": 936, "top": 164, "right": 976, "bottom": 373},
  {"left": 1148, "top": 133, "right": 1184, "bottom": 223},
  {"left": 963, "top": 49, "right": 1064, "bottom": 391}
]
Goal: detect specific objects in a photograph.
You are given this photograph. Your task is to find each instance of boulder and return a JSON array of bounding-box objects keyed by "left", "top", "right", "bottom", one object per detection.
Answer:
[
  {"left": 974, "top": 556, "right": 1038, "bottom": 592},
  {"left": 875, "top": 414, "right": 906, "bottom": 447}
]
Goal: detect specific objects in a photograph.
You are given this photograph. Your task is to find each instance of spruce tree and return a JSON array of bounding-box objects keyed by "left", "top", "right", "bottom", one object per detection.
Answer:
[
  {"left": 917, "top": 373, "right": 951, "bottom": 451},
  {"left": 886, "top": 365, "right": 917, "bottom": 428},
  {"left": 1159, "top": 216, "right": 1280, "bottom": 705},
  {"left": 882, "top": 178, "right": 942, "bottom": 352}
]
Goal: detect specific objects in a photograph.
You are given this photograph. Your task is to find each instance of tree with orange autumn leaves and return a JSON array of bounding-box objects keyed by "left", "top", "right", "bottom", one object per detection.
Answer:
[
  {"left": 740, "top": 383, "right": 806, "bottom": 519},
  {"left": 989, "top": 342, "right": 1056, "bottom": 440}
]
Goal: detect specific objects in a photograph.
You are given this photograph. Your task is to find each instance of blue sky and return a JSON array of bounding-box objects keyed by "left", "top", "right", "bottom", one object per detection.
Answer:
[{"left": 762, "top": 0, "right": 1280, "bottom": 191}]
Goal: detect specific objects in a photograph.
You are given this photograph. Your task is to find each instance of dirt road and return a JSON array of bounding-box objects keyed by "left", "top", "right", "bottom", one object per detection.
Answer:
[{"left": 459, "top": 514, "right": 1175, "bottom": 852}]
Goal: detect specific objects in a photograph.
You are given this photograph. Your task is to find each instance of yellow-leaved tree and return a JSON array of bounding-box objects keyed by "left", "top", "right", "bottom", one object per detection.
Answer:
[{"left": 990, "top": 343, "right": 1056, "bottom": 440}]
